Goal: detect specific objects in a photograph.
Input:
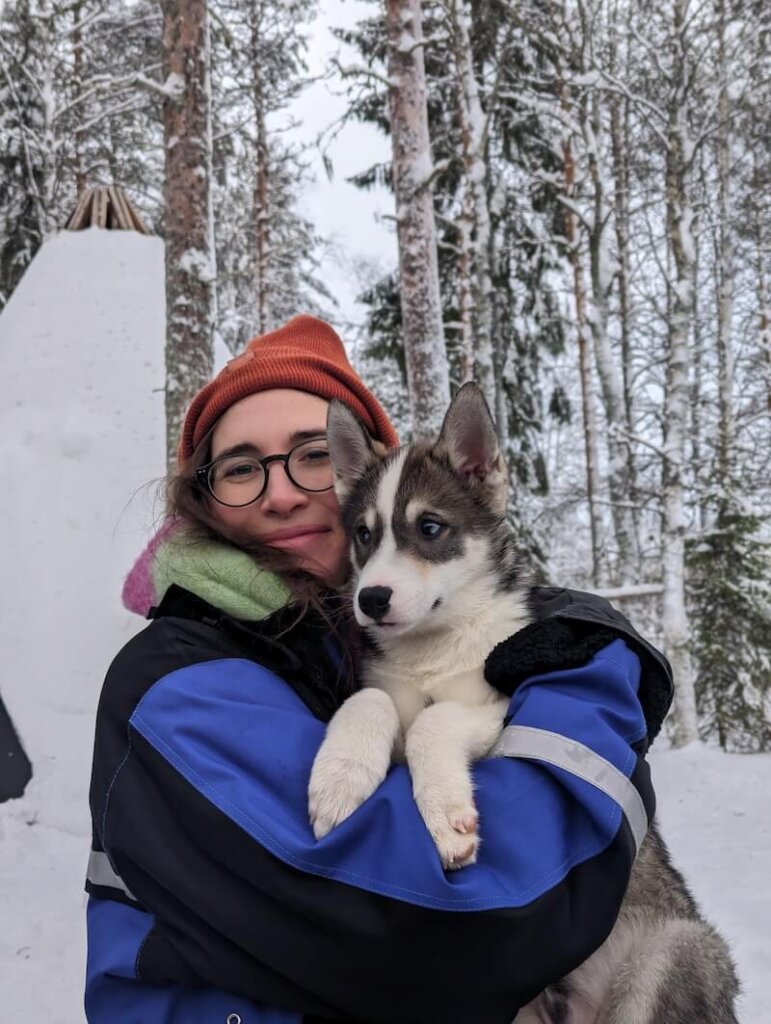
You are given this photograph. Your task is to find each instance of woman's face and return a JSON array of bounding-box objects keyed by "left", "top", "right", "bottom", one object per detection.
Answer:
[{"left": 208, "top": 389, "right": 349, "bottom": 586}]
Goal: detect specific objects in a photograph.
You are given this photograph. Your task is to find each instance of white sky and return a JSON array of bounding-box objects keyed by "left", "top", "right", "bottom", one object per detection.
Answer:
[{"left": 281, "top": 0, "right": 397, "bottom": 327}]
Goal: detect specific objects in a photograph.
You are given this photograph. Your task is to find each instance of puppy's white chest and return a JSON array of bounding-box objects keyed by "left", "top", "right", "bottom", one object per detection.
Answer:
[
  {"left": 420, "top": 664, "right": 494, "bottom": 706},
  {"left": 366, "top": 660, "right": 500, "bottom": 737}
]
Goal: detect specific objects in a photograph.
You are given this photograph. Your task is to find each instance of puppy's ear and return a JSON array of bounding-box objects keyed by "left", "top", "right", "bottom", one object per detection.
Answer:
[
  {"left": 436, "top": 382, "right": 508, "bottom": 514},
  {"left": 326, "top": 400, "right": 382, "bottom": 502}
]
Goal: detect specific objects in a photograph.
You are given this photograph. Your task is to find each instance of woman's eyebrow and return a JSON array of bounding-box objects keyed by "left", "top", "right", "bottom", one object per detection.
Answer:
[
  {"left": 213, "top": 430, "right": 326, "bottom": 461},
  {"left": 288, "top": 428, "right": 327, "bottom": 445}
]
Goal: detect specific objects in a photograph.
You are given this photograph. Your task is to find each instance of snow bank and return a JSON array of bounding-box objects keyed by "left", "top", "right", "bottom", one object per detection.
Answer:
[{"left": 0, "top": 228, "right": 167, "bottom": 1021}]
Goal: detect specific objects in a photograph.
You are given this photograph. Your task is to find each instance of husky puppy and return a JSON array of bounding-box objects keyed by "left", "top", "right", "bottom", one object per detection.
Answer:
[
  {"left": 310, "top": 381, "right": 529, "bottom": 868},
  {"left": 309, "top": 382, "right": 739, "bottom": 1023}
]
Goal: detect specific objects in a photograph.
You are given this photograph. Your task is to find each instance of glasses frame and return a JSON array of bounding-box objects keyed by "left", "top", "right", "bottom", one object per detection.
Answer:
[{"left": 196, "top": 435, "right": 334, "bottom": 508}]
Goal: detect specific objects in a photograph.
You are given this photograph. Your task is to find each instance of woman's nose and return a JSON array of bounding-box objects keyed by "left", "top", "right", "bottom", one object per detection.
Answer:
[{"left": 260, "top": 463, "right": 308, "bottom": 514}]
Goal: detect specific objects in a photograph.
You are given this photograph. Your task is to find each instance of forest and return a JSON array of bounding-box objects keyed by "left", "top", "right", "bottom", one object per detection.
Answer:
[{"left": 1, "top": 0, "right": 769, "bottom": 751}]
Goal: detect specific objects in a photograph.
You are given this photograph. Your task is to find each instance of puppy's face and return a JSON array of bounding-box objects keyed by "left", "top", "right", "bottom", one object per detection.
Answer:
[{"left": 327, "top": 385, "right": 509, "bottom": 640}]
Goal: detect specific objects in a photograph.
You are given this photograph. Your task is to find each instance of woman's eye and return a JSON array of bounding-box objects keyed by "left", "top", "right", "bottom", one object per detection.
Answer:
[
  {"left": 420, "top": 519, "right": 444, "bottom": 538},
  {"left": 224, "top": 461, "right": 259, "bottom": 478},
  {"left": 356, "top": 525, "right": 372, "bottom": 544},
  {"left": 300, "top": 448, "right": 330, "bottom": 463}
]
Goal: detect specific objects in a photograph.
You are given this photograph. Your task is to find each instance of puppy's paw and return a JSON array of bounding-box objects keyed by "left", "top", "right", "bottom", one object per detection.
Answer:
[
  {"left": 308, "top": 688, "right": 400, "bottom": 839},
  {"left": 422, "top": 798, "right": 480, "bottom": 870},
  {"left": 308, "top": 753, "right": 386, "bottom": 839}
]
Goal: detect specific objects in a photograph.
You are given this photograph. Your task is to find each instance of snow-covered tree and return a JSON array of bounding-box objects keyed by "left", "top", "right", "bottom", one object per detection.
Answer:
[
  {"left": 0, "top": 0, "right": 162, "bottom": 305},
  {"left": 336, "top": 0, "right": 571, "bottom": 502},
  {"left": 161, "top": 0, "right": 215, "bottom": 465},
  {"left": 384, "top": 0, "right": 450, "bottom": 439},
  {"left": 688, "top": 502, "right": 771, "bottom": 751},
  {"left": 209, "top": 0, "right": 331, "bottom": 353}
]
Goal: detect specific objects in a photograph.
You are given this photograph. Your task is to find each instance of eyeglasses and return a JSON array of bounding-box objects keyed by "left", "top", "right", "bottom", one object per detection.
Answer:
[{"left": 197, "top": 436, "right": 334, "bottom": 508}]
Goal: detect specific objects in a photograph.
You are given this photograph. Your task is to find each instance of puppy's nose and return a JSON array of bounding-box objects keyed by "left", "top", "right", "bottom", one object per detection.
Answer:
[{"left": 358, "top": 586, "right": 393, "bottom": 622}]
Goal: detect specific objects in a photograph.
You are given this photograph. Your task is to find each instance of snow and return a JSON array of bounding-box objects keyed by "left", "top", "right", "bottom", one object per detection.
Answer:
[
  {"left": 179, "top": 245, "right": 215, "bottom": 282},
  {"left": 162, "top": 71, "right": 185, "bottom": 101},
  {"left": 0, "top": 230, "right": 768, "bottom": 1019},
  {"left": 652, "top": 746, "right": 771, "bottom": 1024},
  {"left": 0, "top": 228, "right": 167, "bottom": 1021}
]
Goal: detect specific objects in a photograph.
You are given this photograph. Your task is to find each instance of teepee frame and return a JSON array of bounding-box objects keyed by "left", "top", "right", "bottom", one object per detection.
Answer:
[{"left": 65, "top": 185, "right": 150, "bottom": 234}]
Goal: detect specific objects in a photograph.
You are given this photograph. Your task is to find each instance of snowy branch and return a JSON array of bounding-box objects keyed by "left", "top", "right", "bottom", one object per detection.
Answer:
[
  {"left": 413, "top": 157, "right": 452, "bottom": 194},
  {"left": 331, "top": 59, "right": 393, "bottom": 90}
]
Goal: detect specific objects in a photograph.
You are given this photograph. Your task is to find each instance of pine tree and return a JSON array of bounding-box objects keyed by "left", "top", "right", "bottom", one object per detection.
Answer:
[
  {"left": 335, "top": 0, "right": 569, "bottom": 506},
  {"left": 688, "top": 501, "right": 771, "bottom": 751},
  {"left": 209, "top": 0, "right": 331, "bottom": 353}
]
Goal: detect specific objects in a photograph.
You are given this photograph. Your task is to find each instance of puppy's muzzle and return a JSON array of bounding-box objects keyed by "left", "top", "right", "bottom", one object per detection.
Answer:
[{"left": 358, "top": 586, "right": 393, "bottom": 622}]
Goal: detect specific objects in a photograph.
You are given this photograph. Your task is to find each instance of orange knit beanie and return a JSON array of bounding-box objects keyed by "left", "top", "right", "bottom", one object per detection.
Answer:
[{"left": 178, "top": 315, "right": 399, "bottom": 465}]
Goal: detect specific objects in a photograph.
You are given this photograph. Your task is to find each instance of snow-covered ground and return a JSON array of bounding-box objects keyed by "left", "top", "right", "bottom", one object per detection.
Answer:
[
  {"left": 1, "top": 231, "right": 768, "bottom": 1022},
  {"left": 651, "top": 747, "right": 770, "bottom": 1023}
]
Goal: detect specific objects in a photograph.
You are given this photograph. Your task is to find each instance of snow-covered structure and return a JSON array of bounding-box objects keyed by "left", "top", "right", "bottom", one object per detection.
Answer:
[{"left": 0, "top": 228, "right": 168, "bottom": 1018}]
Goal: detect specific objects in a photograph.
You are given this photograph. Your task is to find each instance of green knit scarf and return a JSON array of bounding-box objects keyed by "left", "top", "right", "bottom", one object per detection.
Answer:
[{"left": 153, "top": 529, "right": 293, "bottom": 621}]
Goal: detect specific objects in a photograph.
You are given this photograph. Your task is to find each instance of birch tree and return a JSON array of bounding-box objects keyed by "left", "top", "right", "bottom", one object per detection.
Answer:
[
  {"left": 161, "top": 0, "right": 215, "bottom": 465},
  {"left": 714, "top": 0, "right": 735, "bottom": 492},
  {"left": 446, "top": 0, "right": 495, "bottom": 414},
  {"left": 656, "top": 0, "right": 701, "bottom": 745}
]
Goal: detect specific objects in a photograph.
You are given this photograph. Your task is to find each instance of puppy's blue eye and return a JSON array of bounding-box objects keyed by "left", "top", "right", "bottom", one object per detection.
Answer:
[
  {"left": 420, "top": 519, "right": 444, "bottom": 538},
  {"left": 357, "top": 525, "right": 372, "bottom": 544}
]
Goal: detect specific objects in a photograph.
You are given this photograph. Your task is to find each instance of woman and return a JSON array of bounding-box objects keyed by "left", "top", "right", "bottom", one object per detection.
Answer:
[{"left": 86, "top": 315, "right": 672, "bottom": 1024}]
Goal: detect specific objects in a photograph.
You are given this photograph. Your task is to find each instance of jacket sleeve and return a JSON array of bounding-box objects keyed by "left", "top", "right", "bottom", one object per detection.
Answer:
[
  {"left": 86, "top": 626, "right": 654, "bottom": 1024},
  {"left": 85, "top": 894, "right": 303, "bottom": 1024},
  {"left": 485, "top": 586, "right": 674, "bottom": 745}
]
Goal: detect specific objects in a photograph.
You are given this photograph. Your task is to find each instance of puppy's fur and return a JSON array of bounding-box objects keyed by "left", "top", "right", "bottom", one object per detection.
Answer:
[{"left": 308, "top": 383, "right": 739, "bottom": 1023}]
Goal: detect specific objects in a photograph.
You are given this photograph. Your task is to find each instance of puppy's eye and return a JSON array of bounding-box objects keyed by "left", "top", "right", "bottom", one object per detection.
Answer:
[
  {"left": 356, "top": 525, "right": 372, "bottom": 545},
  {"left": 420, "top": 518, "right": 444, "bottom": 538}
]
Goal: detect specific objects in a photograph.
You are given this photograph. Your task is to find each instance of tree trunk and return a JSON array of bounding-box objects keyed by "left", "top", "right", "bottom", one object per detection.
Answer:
[
  {"left": 449, "top": 0, "right": 495, "bottom": 417},
  {"left": 608, "top": 20, "right": 641, "bottom": 567},
  {"left": 37, "top": 0, "right": 58, "bottom": 238},
  {"left": 663, "top": 8, "right": 699, "bottom": 745},
  {"left": 609, "top": 90, "right": 634, "bottom": 440},
  {"left": 385, "top": 0, "right": 451, "bottom": 440},
  {"left": 456, "top": 184, "right": 475, "bottom": 384},
  {"left": 72, "top": 1, "right": 88, "bottom": 197},
  {"left": 250, "top": 5, "right": 270, "bottom": 335},
  {"left": 585, "top": 90, "right": 638, "bottom": 583},
  {"left": 690, "top": 155, "right": 705, "bottom": 532},
  {"left": 564, "top": 134, "right": 603, "bottom": 585},
  {"left": 161, "top": 0, "right": 215, "bottom": 467},
  {"left": 715, "top": 0, "right": 735, "bottom": 492},
  {"left": 756, "top": 212, "right": 771, "bottom": 415}
]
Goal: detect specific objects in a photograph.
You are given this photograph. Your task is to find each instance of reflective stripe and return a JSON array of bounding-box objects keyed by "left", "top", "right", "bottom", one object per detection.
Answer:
[
  {"left": 87, "top": 849, "right": 138, "bottom": 902},
  {"left": 491, "top": 724, "right": 649, "bottom": 853}
]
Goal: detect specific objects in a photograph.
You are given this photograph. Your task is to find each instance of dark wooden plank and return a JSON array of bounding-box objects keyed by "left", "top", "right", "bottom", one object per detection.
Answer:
[
  {"left": 111, "top": 186, "right": 133, "bottom": 230},
  {"left": 93, "top": 187, "right": 108, "bottom": 228},
  {"left": 66, "top": 188, "right": 92, "bottom": 231}
]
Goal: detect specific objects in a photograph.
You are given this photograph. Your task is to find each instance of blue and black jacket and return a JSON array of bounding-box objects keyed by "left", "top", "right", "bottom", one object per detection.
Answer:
[{"left": 86, "top": 584, "right": 672, "bottom": 1024}]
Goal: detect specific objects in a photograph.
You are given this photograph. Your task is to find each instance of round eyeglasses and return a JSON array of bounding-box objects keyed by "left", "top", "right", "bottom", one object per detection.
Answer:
[{"left": 197, "top": 436, "right": 334, "bottom": 508}]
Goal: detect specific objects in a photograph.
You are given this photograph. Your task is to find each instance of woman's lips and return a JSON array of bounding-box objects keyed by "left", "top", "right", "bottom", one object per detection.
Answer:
[{"left": 260, "top": 526, "right": 331, "bottom": 551}]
